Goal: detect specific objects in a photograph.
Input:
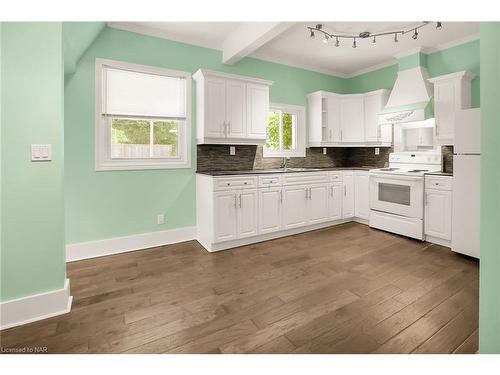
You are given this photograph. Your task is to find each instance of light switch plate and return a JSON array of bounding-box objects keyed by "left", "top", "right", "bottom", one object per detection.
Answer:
[
  {"left": 157, "top": 214, "right": 165, "bottom": 225},
  {"left": 31, "top": 144, "right": 52, "bottom": 161},
  {"left": 229, "top": 146, "right": 236, "bottom": 156},
  {"left": 323, "top": 147, "right": 327, "bottom": 155},
  {"left": 375, "top": 147, "right": 380, "bottom": 155}
]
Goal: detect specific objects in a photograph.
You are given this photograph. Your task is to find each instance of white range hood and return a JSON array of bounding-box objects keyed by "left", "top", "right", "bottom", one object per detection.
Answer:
[{"left": 379, "top": 66, "right": 434, "bottom": 125}]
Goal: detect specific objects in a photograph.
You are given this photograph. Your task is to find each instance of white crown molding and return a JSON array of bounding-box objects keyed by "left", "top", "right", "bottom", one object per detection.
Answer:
[
  {"left": 107, "top": 22, "right": 223, "bottom": 51},
  {"left": 0, "top": 279, "right": 72, "bottom": 330},
  {"left": 346, "top": 33, "right": 480, "bottom": 79},
  {"left": 424, "top": 33, "right": 480, "bottom": 54},
  {"left": 107, "top": 22, "right": 479, "bottom": 81},
  {"left": 66, "top": 226, "right": 197, "bottom": 262}
]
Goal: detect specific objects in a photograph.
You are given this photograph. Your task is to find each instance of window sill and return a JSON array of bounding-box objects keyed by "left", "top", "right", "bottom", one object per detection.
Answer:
[{"left": 95, "top": 159, "right": 191, "bottom": 171}]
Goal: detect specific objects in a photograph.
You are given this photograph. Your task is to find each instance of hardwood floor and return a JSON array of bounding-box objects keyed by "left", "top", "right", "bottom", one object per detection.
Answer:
[{"left": 0, "top": 223, "right": 479, "bottom": 354}]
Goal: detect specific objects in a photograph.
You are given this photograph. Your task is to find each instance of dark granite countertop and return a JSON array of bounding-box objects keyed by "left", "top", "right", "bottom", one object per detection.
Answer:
[
  {"left": 425, "top": 171, "right": 453, "bottom": 177},
  {"left": 196, "top": 167, "right": 373, "bottom": 176}
]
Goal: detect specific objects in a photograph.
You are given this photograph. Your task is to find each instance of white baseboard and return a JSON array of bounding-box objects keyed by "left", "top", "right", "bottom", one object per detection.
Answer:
[
  {"left": 66, "top": 226, "right": 197, "bottom": 262},
  {"left": 0, "top": 279, "right": 72, "bottom": 330}
]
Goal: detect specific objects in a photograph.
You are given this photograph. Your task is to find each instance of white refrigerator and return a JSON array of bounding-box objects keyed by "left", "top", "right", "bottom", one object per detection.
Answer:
[{"left": 452, "top": 108, "right": 480, "bottom": 258}]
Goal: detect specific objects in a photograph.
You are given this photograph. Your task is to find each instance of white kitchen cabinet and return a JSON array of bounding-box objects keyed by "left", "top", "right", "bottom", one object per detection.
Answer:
[
  {"left": 225, "top": 79, "right": 246, "bottom": 138},
  {"left": 364, "top": 90, "right": 390, "bottom": 143},
  {"left": 246, "top": 83, "right": 269, "bottom": 139},
  {"left": 354, "top": 171, "right": 370, "bottom": 220},
  {"left": 424, "top": 176, "right": 452, "bottom": 242},
  {"left": 428, "top": 71, "right": 476, "bottom": 145},
  {"left": 258, "top": 187, "right": 282, "bottom": 234},
  {"left": 308, "top": 184, "right": 329, "bottom": 224},
  {"left": 204, "top": 77, "right": 227, "bottom": 138},
  {"left": 342, "top": 171, "right": 355, "bottom": 219},
  {"left": 308, "top": 90, "right": 390, "bottom": 146},
  {"left": 328, "top": 183, "right": 343, "bottom": 221},
  {"left": 193, "top": 69, "right": 273, "bottom": 144},
  {"left": 340, "top": 96, "right": 365, "bottom": 143},
  {"left": 237, "top": 189, "right": 259, "bottom": 238},
  {"left": 197, "top": 170, "right": 370, "bottom": 252},
  {"left": 214, "top": 191, "right": 238, "bottom": 242},
  {"left": 283, "top": 185, "right": 309, "bottom": 229}
]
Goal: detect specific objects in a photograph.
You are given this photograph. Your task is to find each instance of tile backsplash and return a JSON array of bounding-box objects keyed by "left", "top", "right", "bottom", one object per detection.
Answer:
[{"left": 197, "top": 145, "right": 392, "bottom": 172}]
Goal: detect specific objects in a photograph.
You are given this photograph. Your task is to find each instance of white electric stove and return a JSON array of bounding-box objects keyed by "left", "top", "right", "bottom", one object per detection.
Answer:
[{"left": 369, "top": 152, "right": 442, "bottom": 240}]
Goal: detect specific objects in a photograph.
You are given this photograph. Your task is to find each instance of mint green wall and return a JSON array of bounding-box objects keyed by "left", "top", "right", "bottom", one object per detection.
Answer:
[
  {"left": 64, "top": 27, "right": 347, "bottom": 244},
  {"left": 347, "top": 40, "right": 480, "bottom": 107},
  {"left": 479, "top": 22, "right": 500, "bottom": 354},
  {"left": 1, "top": 23, "right": 66, "bottom": 301},
  {"left": 63, "top": 22, "right": 105, "bottom": 76}
]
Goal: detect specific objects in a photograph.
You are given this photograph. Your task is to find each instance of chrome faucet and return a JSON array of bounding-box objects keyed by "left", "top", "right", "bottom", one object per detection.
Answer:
[{"left": 280, "top": 157, "right": 290, "bottom": 169}]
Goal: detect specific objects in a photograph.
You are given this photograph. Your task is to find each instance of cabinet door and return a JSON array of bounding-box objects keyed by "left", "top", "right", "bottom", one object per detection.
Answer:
[
  {"left": 226, "top": 80, "right": 246, "bottom": 138},
  {"left": 327, "top": 95, "right": 341, "bottom": 142},
  {"left": 258, "top": 188, "right": 282, "bottom": 234},
  {"left": 328, "top": 183, "right": 343, "bottom": 221},
  {"left": 246, "top": 83, "right": 269, "bottom": 139},
  {"left": 308, "top": 184, "right": 329, "bottom": 224},
  {"left": 341, "top": 97, "right": 365, "bottom": 142},
  {"left": 424, "top": 189, "right": 452, "bottom": 240},
  {"left": 214, "top": 191, "right": 237, "bottom": 242},
  {"left": 283, "top": 185, "right": 309, "bottom": 229},
  {"left": 342, "top": 172, "right": 355, "bottom": 218},
  {"left": 354, "top": 172, "right": 370, "bottom": 220},
  {"left": 364, "top": 94, "right": 381, "bottom": 142},
  {"left": 434, "top": 81, "right": 456, "bottom": 144},
  {"left": 237, "top": 189, "right": 259, "bottom": 238},
  {"left": 205, "top": 77, "right": 227, "bottom": 138}
]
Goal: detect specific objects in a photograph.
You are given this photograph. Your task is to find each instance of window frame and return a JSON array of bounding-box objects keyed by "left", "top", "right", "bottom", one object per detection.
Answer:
[
  {"left": 95, "top": 58, "right": 191, "bottom": 171},
  {"left": 263, "top": 103, "right": 306, "bottom": 158}
]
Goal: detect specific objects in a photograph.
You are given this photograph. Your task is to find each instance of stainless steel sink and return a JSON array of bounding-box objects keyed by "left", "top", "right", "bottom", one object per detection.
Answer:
[{"left": 283, "top": 167, "right": 322, "bottom": 172}]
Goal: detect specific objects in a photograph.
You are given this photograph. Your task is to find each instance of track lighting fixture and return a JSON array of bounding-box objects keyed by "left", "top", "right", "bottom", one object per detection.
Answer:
[{"left": 307, "top": 22, "right": 442, "bottom": 48}]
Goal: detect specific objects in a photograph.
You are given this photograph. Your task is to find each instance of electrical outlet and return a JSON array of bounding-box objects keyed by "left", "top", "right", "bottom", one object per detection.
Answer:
[
  {"left": 157, "top": 214, "right": 165, "bottom": 225},
  {"left": 375, "top": 147, "right": 380, "bottom": 155},
  {"left": 229, "top": 146, "right": 236, "bottom": 156},
  {"left": 323, "top": 147, "right": 327, "bottom": 155},
  {"left": 31, "top": 144, "right": 52, "bottom": 161}
]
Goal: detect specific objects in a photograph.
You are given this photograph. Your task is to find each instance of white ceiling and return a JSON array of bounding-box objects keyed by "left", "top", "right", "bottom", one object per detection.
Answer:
[{"left": 109, "top": 21, "right": 479, "bottom": 78}]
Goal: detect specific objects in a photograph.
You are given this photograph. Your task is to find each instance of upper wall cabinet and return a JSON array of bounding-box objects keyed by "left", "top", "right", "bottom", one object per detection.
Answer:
[
  {"left": 308, "top": 89, "right": 391, "bottom": 147},
  {"left": 193, "top": 69, "right": 273, "bottom": 145},
  {"left": 428, "top": 71, "right": 476, "bottom": 146}
]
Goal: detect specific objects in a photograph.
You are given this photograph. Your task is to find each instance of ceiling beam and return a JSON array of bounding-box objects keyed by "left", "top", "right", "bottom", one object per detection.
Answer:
[{"left": 222, "top": 22, "right": 295, "bottom": 65}]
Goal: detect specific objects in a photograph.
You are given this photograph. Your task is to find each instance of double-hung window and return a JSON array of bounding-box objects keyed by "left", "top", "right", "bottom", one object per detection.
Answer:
[
  {"left": 95, "top": 58, "right": 191, "bottom": 170},
  {"left": 263, "top": 103, "right": 306, "bottom": 158}
]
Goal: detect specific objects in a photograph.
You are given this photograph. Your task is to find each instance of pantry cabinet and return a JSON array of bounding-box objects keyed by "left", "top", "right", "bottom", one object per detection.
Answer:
[
  {"left": 308, "top": 89, "right": 391, "bottom": 147},
  {"left": 428, "top": 71, "right": 476, "bottom": 145},
  {"left": 193, "top": 69, "right": 273, "bottom": 144}
]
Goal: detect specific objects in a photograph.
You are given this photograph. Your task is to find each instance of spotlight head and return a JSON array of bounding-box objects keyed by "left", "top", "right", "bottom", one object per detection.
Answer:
[
  {"left": 436, "top": 22, "right": 442, "bottom": 29},
  {"left": 310, "top": 29, "right": 315, "bottom": 38},
  {"left": 412, "top": 29, "right": 418, "bottom": 40}
]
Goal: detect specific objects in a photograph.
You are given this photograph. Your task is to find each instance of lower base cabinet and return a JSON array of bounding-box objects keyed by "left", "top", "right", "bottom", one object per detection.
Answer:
[
  {"left": 197, "top": 170, "right": 370, "bottom": 252},
  {"left": 258, "top": 187, "right": 283, "bottom": 234},
  {"left": 424, "top": 176, "right": 452, "bottom": 241}
]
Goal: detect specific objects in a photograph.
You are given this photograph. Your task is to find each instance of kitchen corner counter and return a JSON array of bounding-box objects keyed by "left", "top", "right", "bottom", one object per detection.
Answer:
[{"left": 196, "top": 167, "right": 373, "bottom": 176}]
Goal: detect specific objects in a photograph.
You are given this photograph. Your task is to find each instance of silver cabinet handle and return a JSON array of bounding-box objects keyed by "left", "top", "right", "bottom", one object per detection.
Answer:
[
  {"left": 329, "top": 129, "right": 332, "bottom": 140},
  {"left": 234, "top": 194, "right": 237, "bottom": 209},
  {"left": 228, "top": 121, "right": 231, "bottom": 135},
  {"left": 280, "top": 189, "right": 283, "bottom": 204},
  {"left": 340, "top": 130, "right": 343, "bottom": 141},
  {"left": 239, "top": 193, "right": 242, "bottom": 208},
  {"left": 425, "top": 193, "right": 428, "bottom": 206},
  {"left": 305, "top": 187, "right": 308, "bottom": 200}
]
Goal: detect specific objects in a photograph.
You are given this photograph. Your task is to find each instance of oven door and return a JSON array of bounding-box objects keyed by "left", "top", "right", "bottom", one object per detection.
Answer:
[{"left": 370, "top": 173, "right": 424, "bottom": 218}]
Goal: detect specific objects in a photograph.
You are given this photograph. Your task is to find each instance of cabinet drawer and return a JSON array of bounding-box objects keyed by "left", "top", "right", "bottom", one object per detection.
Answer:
[
  {"left": 258, "top": 174, "right": 282, "bottom": 187},
  {"left": 283, "top": 172, "right": 329, "bottom": 186},
  {"left": 425, "top": 176, "right": 453, "bottom": 191},
  {"left": 329, "top": 172, "right": 343, "bottom": 182},
  {"left": 214, "top": 176, "right": 258, "bottom": 191}
]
